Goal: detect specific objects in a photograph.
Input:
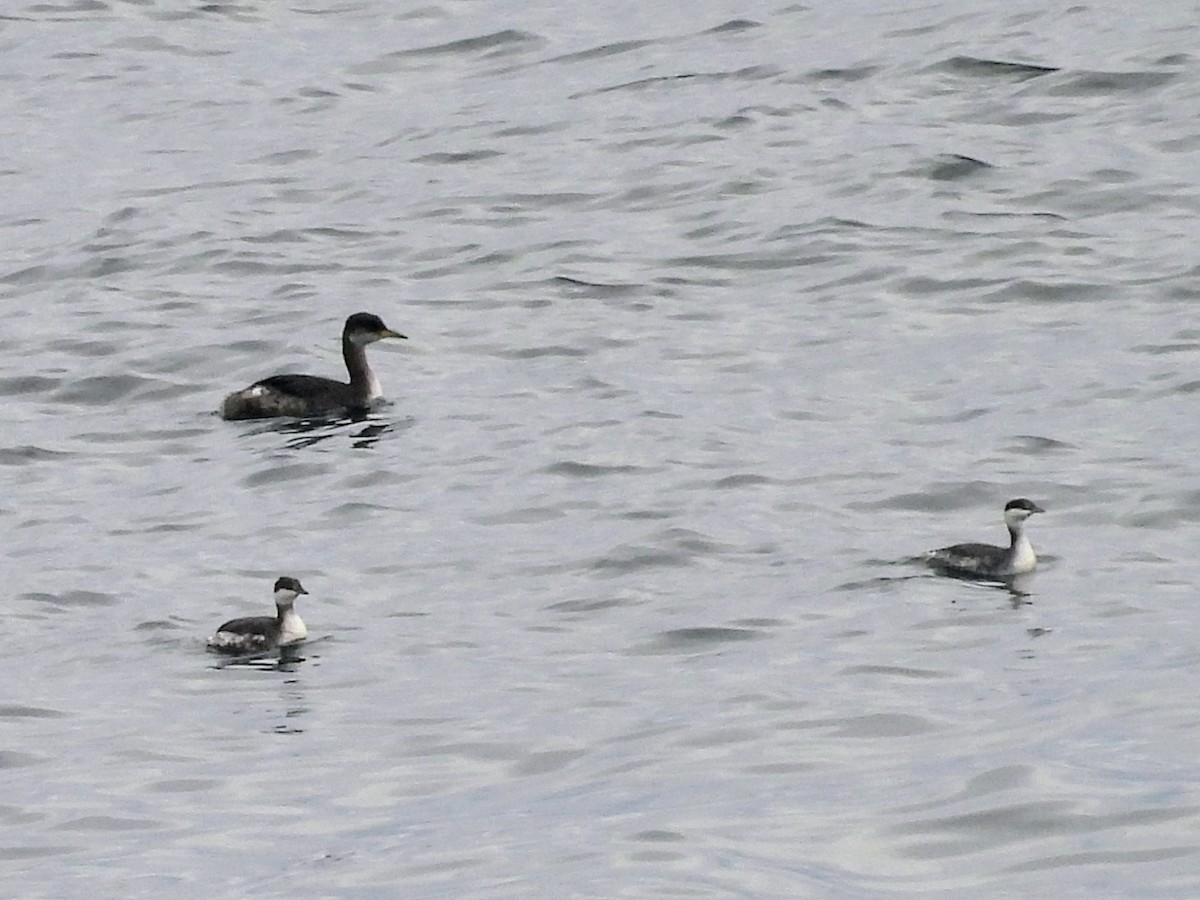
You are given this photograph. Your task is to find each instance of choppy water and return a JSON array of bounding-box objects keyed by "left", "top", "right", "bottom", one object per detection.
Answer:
[{"left": 4, "top": 0, "right": 1200, "bottom": 896}]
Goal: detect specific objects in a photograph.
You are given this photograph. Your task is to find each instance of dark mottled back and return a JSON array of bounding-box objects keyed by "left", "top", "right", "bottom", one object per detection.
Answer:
[{"left": 214, "top": 614, "right": 277, "bottom": 636}]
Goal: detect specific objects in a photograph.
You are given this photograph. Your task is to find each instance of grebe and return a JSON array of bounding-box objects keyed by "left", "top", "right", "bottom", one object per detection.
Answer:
[
  {"left": 924, "top": 498, "right": 1044, "bottom": 578},
  {"left": 207, "top": 576, "right": 309, "bottom": 654},
  {"left": 221, "top": 312, "right": 406, "bottom": 420}
]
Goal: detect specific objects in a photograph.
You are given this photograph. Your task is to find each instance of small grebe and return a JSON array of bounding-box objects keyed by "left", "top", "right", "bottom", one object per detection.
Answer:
[
  {"left": 221, "top": 312, "right": 406, "bottom": 420},
  {"left": 924, "top": 498, "right": 1044, "bottom": 578},
  {"left": 207, "top": 576, "right": 309, "bottom": 654}
]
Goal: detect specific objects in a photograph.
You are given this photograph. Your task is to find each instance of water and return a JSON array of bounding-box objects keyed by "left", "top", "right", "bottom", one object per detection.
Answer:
[{"left": 4, "top": 0, "right": 1200, "bottom": 895}]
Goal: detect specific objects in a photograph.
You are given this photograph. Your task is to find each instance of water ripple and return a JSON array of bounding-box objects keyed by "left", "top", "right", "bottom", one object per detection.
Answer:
[{"left": 4, "top": 1, "right": 1200, "bottom": 896}]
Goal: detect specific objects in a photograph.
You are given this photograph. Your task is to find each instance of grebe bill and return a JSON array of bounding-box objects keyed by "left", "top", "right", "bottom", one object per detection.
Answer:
[{"left": 221, "top": 312, "right": 406, "bottom": 420}]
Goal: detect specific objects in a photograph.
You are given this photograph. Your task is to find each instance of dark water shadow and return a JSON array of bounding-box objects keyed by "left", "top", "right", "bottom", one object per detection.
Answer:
[
  {"left": 229, "top": 411, "right": 414, "bottom": 450},
  {"left": 630, "top": 625, "right": 764, "bottom": 656},
  {"left": 921, "top": 153, "right": 993, "bottom": 182},
  {"left": 207, "top": 636, "right": 328, "bottom": 671},
  {"left": 930, "top": 569, "right": 1038, "bottom": 607},
  {"left": 930, "top": 55, "right": 1060, "bottom": 81},
  {"left": 845, "top": 558, "right": 1042, "bottom": 607},
  {"left": 21, "top": 590, "right": 120, "bottom": 608}
]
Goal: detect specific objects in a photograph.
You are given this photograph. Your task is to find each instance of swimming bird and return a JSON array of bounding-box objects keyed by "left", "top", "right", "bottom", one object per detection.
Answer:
[
  {"left": 924, "top": 498, "right": 1044, "bottom": 578},
  {"left": 207, "top": 576, "right": 309, "bottom": 654},
  {"left": 221, "top": 312, "right": 406, "bottom": 420}
]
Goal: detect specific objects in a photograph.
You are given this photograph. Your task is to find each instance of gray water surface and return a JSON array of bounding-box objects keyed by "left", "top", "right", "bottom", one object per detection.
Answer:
[{"left": 4, "top": 0, "right": 1200, "bottom": 896}]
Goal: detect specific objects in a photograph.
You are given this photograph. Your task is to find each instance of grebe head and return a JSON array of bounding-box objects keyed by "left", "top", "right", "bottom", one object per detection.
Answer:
[
  {"left": 344, "top": 312, "right": 406, "bottom": 347},
  {"left": 1003, "top": 498, "right": 1044, "bottom": 529},
  {"left": 273, "top": 576, "right": 308, "bottom": 606}
]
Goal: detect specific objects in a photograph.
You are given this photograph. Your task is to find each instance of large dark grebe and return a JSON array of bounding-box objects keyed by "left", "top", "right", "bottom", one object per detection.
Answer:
[
  {"left": 924, "top": 498, "right": 1044, "bottom": 578},
  {"left": 221, "top": 312, "right": 406, "bottom": 420},
  {"left": 207, "top": 576, "right": 309, "bottom": 654}
]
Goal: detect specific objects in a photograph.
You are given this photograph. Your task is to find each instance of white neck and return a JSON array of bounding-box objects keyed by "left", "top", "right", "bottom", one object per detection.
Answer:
[
  {"left": 278, "top": 607, "right": 307, "bottom": 644},
  {"left": 1005, "top": 527, "right": 1037, "bottom": 573}
]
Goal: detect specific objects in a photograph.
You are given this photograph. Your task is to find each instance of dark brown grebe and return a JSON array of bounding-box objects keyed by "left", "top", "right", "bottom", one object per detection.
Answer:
[{"left": 221, "top": 312, "right": 406, "bottom": 420}]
